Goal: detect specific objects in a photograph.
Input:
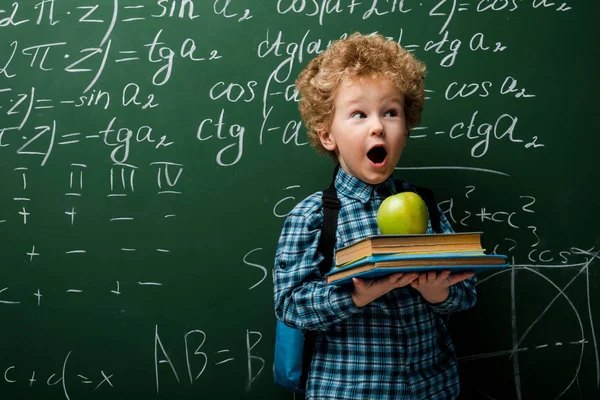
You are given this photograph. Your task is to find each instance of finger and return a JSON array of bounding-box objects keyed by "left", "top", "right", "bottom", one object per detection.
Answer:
[
  {"left": 418, "top": 272, "right": 427, "bottom": 285},
  {"left": 410, "top": 280, "right": 419, "bottom": 288},
  {"left": 398, "top": 273, "right": 419, "bottom": 286},
  {"left": 386, "top": 272, "right": 405, "bottom": 284},
  {"left": 438, "top": 270, "right": 452, "bottom": 282},
  {"left": 352, "top": 277, "right": 364, "bottom": 289},
  {"left": 427, "top": 271, "right": 437, "bottom": 283},
  {"left": 448, "top": 271, "right": 475, "bottom": 285}
]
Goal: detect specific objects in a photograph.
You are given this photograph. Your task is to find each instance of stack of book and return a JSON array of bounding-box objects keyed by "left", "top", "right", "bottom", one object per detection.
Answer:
[{"left": 325, "top": 232, "right": 508, "bottom": 285}]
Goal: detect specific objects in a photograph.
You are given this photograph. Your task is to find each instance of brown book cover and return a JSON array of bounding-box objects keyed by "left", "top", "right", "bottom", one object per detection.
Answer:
[{"left": 335, "top": 232, "right": 483, "bottom": 266}]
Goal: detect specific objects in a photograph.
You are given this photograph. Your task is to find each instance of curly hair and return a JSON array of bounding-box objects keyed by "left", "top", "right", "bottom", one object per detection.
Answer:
[{"left": 295, "top": 32, "right": 427, "bottom": 160}]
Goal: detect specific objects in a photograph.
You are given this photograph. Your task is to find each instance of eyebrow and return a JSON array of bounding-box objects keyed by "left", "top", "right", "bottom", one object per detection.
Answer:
[
  {"left": 343, "top": 98, "right": 363, "bottom": 107},
  {"left": 342, "top": 96, "right": 403, "bottom": 107},
  {"left": 381, "top": 94, "right": 404, "bottom": 104}
]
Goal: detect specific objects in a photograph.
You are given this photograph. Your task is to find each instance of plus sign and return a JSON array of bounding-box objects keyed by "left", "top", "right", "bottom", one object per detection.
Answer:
[
  {"left": 34, "top": 289, "right": 42, "bottom": 306},
  {"left": 19, "top": 207, "right": 30, "bottom": 224},
  {"left": 65, "top": 207, "right": 76, "bottom": 225},
  {"left": 29, "top": 371, "right": 37, "bottom": 386},
  {"left": 27, "top": 245, "right": 40, "bottom": 261}
]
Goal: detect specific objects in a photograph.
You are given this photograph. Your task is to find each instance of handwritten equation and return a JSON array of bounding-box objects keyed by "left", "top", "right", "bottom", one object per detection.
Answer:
[
  {"left": 1, "top": 325, "right": 265, "bottom": 399},
  {"left": 0, "top": 1, "right": 575, "bottom": 167},
  {"left": 2, "top": 1, "right": 598, "bottom": 399}
]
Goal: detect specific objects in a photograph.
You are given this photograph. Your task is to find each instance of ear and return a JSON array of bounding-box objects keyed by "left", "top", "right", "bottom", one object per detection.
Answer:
[{"left": 317, "top": 129, "right": 337, "bottom": 152}]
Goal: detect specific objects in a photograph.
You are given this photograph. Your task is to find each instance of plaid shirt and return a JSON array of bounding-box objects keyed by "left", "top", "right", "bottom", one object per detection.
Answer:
[{"left": 274, "top": 168, "right": 477, "bottom": 400}]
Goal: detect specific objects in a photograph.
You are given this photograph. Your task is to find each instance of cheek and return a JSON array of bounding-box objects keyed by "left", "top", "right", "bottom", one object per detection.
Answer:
[
  {"left": 338, "top": 130, "right": 363, "bottom": 149},
  {"left": 337, "top": 140, "right": 362, "bottom": 159},
  {"left": 351, "top": 138, "right": 369, "bottom": 155},
  {"left": 391, "top": 140, "right": 406, "bottom": 159}
]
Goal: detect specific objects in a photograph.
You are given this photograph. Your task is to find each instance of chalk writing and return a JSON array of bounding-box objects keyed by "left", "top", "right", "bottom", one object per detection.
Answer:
[{"left": 0, "top": 2, "right": 596, "bottom": 399}]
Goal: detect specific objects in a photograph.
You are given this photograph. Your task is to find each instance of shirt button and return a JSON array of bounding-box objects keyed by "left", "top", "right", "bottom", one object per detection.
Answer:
[{"left": 279, "top": 261, "right": 286, "bottom": 269}]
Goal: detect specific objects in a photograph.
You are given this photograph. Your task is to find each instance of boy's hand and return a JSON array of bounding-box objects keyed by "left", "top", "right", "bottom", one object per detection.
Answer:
[
  {"left": 410, "top": 270, "right": 475, "bottom": 304},
  {"left": 351, "top": 272, "right": 419, "bottom": 308}
]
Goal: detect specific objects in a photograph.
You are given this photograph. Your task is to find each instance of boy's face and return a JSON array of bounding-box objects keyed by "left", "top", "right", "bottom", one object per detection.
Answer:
[{"left": 318, "top": 77, "right": 408, "bottom": 185}]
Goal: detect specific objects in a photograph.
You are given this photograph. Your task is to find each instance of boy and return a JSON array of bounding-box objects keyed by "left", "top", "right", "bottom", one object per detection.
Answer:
[{"left": 273, "top": 33, "right": 477, "bottom": 399}]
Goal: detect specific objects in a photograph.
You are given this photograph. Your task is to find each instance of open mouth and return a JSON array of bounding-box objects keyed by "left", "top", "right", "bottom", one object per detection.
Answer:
[{"left": 367, "top": 146, "right": 387, "bottom": 165}]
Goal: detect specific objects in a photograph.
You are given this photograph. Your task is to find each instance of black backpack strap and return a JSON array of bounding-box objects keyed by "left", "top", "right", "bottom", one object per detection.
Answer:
[
  {"left": 317, "top": 165, "right": 342, "bottom": 275},
  {"left": 301, "top": 165, "right": 341, "bottom": 387},
  {"left": 394, "top": 179, "right": 442, "bottom": 234}
]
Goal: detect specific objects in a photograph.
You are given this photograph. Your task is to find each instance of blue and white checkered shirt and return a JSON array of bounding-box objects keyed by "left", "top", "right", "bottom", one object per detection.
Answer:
[{"left": 274, "top": 167, "right": 477, "bottom": 399}]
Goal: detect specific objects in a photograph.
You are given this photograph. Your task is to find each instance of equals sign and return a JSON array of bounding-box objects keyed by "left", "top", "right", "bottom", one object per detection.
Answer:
[
  {"left": 410, "top": 126, "right": 428, "bottom": 139},
  {"left": 404, "top": 44, "right": 420, "bottom": 53},
  {"left": 115, "top": 50, "right": 139, "bottom": 63},
  {"left": 215, "top": 349, "right": 234, "bottom": 365},
  {"left": 58, "top": 132, "right": 81, "bottom": 145},
  {"left": 424, "top": 89, "right": 435, "bottom": 100},
  {"left": 34, "top": 99, "right": 54, "bottom": 110}
]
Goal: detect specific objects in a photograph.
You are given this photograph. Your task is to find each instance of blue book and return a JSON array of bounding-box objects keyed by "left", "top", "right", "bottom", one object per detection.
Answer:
[{"left": 325, "top": 253, "right": 509, "bottom": 285}]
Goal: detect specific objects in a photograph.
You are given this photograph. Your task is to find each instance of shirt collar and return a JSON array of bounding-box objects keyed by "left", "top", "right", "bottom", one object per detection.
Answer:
[{"left": 334, "top": 166, "right": 396, "bottom": 204}]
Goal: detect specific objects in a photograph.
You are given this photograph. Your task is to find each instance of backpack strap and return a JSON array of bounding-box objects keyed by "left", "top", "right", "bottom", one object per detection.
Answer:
[
  {"left": 302, "top": 171, "right": 441, "bottom": 387},
  {"left": 301, "top": 165, "right": 341, "bottom": 387},
  {"left": 318, "top": 165, "right": 342, "bottom": 275},
  {"left": 394, "top": 179, "right": 442, "bottom": 234}
]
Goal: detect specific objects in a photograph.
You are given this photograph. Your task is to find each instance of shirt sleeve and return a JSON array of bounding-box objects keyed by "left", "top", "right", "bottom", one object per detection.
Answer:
[
  {"left": 273, "top": 209, "right": 360, "bottom": 331},
  {"left": 427, "top": 205, "right": 478, "bottom": 314}
]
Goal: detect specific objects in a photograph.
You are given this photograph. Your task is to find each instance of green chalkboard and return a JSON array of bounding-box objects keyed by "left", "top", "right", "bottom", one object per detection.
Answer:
[{"left": 1, "top": 1, "right": 598, "bottom": 399}]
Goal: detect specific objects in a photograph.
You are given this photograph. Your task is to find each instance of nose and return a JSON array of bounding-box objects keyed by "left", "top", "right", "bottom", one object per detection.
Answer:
[{"left": 369, "top": 117, "right": 384, "bottom": 136}]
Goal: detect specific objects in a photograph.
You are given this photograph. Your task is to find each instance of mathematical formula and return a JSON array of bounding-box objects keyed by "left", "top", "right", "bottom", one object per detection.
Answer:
[{"left": 2, "top": 1, "right": 597, "bottom": 399}]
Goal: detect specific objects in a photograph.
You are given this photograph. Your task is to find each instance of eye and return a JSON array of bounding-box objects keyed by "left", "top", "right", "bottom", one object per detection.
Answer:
[
  {"left": 384, "top": 109, "right": 399, "bottom": 117},
  {"left": 351, "top": 111, "right": 366, "bottom": 119}
]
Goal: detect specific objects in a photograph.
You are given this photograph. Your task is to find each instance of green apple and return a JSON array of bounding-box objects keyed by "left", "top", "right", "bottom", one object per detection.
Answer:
[{"left": 377, "top": 192, "right": 429, "bottom": 234}]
